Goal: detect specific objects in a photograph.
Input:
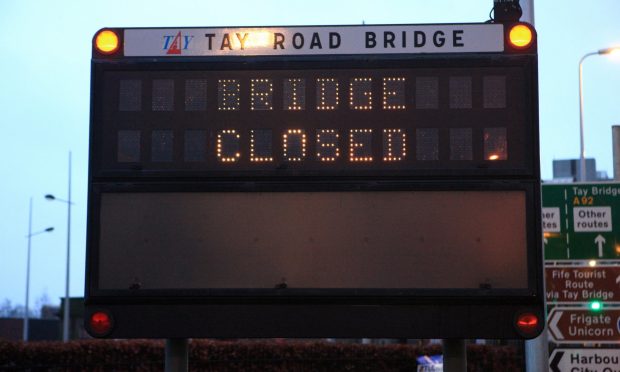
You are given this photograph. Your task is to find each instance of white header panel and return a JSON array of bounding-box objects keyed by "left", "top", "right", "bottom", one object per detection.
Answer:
[{"left": 123, "top": 24, "right": 504, "bottom": 57}]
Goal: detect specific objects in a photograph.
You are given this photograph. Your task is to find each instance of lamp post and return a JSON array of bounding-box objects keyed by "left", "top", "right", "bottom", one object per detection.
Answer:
[
  {"left": 24, "top": 197, "right": 54, "bottom": 342},
  {"left": 578, "top": 47, "right": 620, "bottom": 181},
  {"left": 45, "top": 152, "right": 73, "bottom": 342}
]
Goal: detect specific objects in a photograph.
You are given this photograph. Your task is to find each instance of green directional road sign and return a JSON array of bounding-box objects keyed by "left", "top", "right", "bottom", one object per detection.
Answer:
[{"left": 543, "top": 183, "right": 620, "bottom": 260}]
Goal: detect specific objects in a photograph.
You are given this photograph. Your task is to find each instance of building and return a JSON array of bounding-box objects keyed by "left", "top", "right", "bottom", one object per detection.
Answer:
[
  {"left": 551, "top": 158, "right": 608, "bottom": 182},
  {"left": 59, "top": 297, "right": 88, "bottom": 339}
]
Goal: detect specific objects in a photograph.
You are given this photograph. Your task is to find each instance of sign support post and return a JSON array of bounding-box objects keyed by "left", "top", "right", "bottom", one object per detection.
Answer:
[
  {"left": 165, "top": 338, "right": 188, "bottom": 372},
  {"left": 443, "top": 339, "right": 466, "bottom": 372}
]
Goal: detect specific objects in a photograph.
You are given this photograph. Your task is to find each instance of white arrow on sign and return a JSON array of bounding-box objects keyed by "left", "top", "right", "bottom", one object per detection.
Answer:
[
  {"left": 550, "top": 349, "right": 620, "bottom": 372},
  {"left": 548, "top": 310, "right": 564, "bottom": 341},
  {"left": 595, "top": 234, "right": 606, "bottom": 257}
]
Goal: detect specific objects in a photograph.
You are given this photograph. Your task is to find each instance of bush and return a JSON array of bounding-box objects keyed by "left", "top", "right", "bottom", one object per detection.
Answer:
[{"left": 0, "top": 339, "right": 522, "bottom": 371}]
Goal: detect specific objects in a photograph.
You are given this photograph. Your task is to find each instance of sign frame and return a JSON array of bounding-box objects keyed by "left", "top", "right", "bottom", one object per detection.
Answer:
[{"left": 86, "top": 23, "right": 543, "bottom": 340}]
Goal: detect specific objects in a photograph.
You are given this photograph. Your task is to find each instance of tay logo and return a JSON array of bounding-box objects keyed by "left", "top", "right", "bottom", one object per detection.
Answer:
[{"left": 163, "top": 32, "right": 194, "bottom": 54}]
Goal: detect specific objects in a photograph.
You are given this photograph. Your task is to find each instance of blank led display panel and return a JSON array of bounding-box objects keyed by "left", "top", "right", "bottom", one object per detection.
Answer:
[
  {"left": 117, "top": 130, "right": 140, "bottom": 162},
  {"left": 152, "top": 79, "right": 174, "bottom": 111},
  {"left": 184, "top": 130, "right": 206, "bottom": 162},
  {"left": 185, "top": 79, "right": 207, "bottom": 111},
  {"left": 151, "top": 130, "right": 173, "bottom": 162},
  {"left": 416, "top": 128, "right": 439, "bottom": 161},
  {"left": 483, "top": 76, "right": 506, "bottom": 109},
  {"left": 450, "top": 128, "right": 473, "bottom": 161},
  {"left": 415, "top": 77, "right": 438, "bottom": 109},
  {"left": 119, "top": 80, "right": 141, "bottom": 111},
  {"left": 98, "top": 191, "right": 528, "bottom": 291},
  {"left": 449, "top": 77, "right": 472, "bottom": 109}
]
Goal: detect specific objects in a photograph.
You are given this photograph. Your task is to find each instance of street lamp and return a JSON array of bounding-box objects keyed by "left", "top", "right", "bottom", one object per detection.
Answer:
[
  {"left": 45, "top": 152, "right": 74, "bottom": 342},
  {"left": 24, "top": 197, "right": 54, "bottom": 342},
  {"left": 578, "top": 47, "right": 620, "bottom": 181}
]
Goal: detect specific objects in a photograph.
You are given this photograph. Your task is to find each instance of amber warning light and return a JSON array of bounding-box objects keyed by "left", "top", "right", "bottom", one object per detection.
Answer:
[
  {"left": 95, "top": 30, "right": 120, "bottom": 54},
  {"left": 508, "top": 24, "right": 534, "bottom": 49}
]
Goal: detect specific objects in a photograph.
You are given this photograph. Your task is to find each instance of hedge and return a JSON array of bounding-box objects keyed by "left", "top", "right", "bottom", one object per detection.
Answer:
[{"left": 0, "top": 339, "right": 522, "bottom": 371}]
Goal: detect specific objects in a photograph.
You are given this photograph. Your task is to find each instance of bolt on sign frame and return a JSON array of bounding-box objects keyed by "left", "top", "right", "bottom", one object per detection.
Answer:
[{"left": 86, "top": 23, "right": 543, "bottom": 339}]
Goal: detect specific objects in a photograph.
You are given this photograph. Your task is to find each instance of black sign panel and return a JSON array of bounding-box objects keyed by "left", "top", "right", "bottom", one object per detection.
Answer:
[
  {"left": 94, "top": 64, "right": 534, "bottom": 178},
  {"left": 86, "top": 24, "right": 543, "bottom": 340}
]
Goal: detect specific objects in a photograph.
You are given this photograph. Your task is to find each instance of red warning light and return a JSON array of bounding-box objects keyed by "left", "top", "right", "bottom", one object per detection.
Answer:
[
  {"left": 90, "top": 311, "right": 113, "bottom": 336},
  {"left": 516, "top": 313, "right": 539, "bottom": 334}
]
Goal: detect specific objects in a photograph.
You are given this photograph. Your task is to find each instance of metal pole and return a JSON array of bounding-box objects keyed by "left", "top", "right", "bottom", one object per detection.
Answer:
[
  {"left": 63, "top": 152, "right": 72, "bottom": 342},
  {"left": 520, "top": 0, "right": 535, "bottom": 24},
  {"left": 23, "top": 198, "right": 32, "bottom": 342},
  {"left": 613, "top": 126, "right": 620, "bottom": 180},
  {"left": 165, "top": 338, "right": 189, "bottom": 372},
  {"left": 517, "top": 4, "right": 551, "bottom": 369},
  {"left": 443, "top": 339, "right": 466, "bottom": 372},
  {"left": 579, "top": 52, "right": 598, "bottom": 181}
]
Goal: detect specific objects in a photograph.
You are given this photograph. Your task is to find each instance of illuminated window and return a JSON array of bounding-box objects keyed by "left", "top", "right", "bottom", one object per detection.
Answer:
[
  {"left": 218, "top": 79, "right": 240, "bottom": 111},
  {"left": 184, "top": 130, "right": 206, "bottom": 162},
  {"left": 151, "top": 130, "right": 174, "bottom": 162},
  {"left": 484, "top": 127, "right": 507, "bottom": 160},
  {"left": 483, "top": 76, "right": 506, "bottom": 109},
  {"left": 185, "top": 79, "right": 207, "bottom": 111},
  {"left": 119, "top": 80, "right": 141, "bottom": 111},
  {"left": 117, "top": 130, "right": 140, "bottom": 162},
  {"left": 350, "top": 77, "right": 372, "bottom": 110},
  {"left": 415, "top": 77, "right": 438, "bottom": 109},
  {"left": 449, "top": 76, "right": 472, "bottom": 109},
  {"left": 283, "top": 129, "right": 306, "bottom": 161},
  {"left": 152, "top": 79, "right": 174, "bottom": 111},
  {"left": 383, "top": 77, "right": 406, "bottom": 110},
  {"left": 349, "top": 129, "right": 373, "bottom": 162},
  {"left": 449, "top": 128, "right": 473, "bottom": 160},
  {"left": 316, "top": 129, "right": 339, "bottom": 162},
  {"left": 251, "top": 78, "right": 273, "bottom": 110},
  {"left": 382, "top": 129, "right": 406, "bottom": 161},
  {"left": 284, "top": 78, "right": 305, "bottom": 110},
  {"left": 416, "top": 128, "right": 439, "bottom": 160},
  {"left": 316, "top": 78, "right": 339, "bottom": 110},
  {"left": 250, "top": 129, "right": 273, "bottom": 162},
  {"left": 217, "top": 129, "right": 241, "bottom": 162}
]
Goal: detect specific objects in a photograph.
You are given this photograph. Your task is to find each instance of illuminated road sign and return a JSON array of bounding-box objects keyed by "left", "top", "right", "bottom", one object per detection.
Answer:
[
  {"left": 549, "top": 349, "right": 620, "bottom": 372},
  {"left": 86, "top": 23, "right": 543, "bottom": 340},
  {"left": 548, "top": 307, "right": 620, "bottom": 343},
  {"left": 545, "top": 265, "right": 620, "bottom": 304},
  {"left": 543, "top": 183, "right": 620, "bottom": 260}
]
